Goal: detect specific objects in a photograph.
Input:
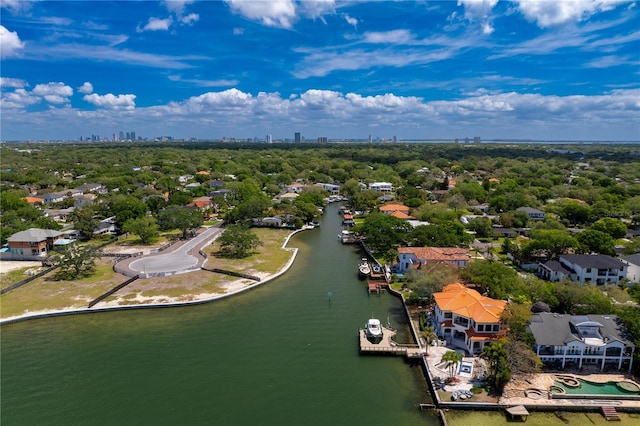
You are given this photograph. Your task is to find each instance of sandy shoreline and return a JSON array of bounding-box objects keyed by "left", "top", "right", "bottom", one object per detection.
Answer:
[{"left": 0, "top": 228, "right": 304, "bottom": 325}]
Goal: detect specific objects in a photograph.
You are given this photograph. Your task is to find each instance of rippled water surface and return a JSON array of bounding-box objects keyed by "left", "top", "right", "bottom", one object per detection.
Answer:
[{"left": 1, "top": 204, "right": 435, "bottom": 426}]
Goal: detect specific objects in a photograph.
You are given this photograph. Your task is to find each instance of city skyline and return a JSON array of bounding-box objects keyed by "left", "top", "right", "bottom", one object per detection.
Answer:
[{"left": 1, "top": 1, "right": 639, "bottom": 142}]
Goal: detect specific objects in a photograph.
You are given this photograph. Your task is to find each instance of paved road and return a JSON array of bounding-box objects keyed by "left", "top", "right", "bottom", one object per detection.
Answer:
[{"left": 127, "top": 225, "right": 223, "bottom": 277}]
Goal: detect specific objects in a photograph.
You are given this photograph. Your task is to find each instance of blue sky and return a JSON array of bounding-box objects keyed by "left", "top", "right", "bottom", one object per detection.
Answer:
[{"left": 1, "top": 0, "right": 639, "bottom": 141}]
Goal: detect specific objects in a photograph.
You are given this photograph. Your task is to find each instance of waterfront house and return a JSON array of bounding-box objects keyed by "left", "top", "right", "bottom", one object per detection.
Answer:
[
  {"left": 528, "top": 313, "right": 635, "bottom": 371},
  {"left": 6, "top": 228, "right": 64, "bottom": 259},
  {"left": 433, "top": 283, "right": 507, "bottom": 355},
  {"left": 314, "top": 183, "right": 340, "bottom": 194},
  {"left": 538, "top": 254, "right": 627, "bottom": 285},
  {"left": 396, "top": 247, "right": 470, "bottom": 273}
]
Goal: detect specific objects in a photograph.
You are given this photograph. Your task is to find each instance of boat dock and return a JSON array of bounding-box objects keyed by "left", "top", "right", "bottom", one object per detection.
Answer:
[{"left": 359, "top": 327, "right": 424, "bottom": 359}]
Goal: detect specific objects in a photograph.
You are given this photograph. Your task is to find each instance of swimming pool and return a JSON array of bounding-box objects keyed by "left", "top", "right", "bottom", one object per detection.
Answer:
[{"left": 553, "top": 377, "right": 640, "bottom": 397}]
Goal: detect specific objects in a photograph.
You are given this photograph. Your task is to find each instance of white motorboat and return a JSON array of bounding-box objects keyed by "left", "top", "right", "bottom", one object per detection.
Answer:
[
  {"left": 358, "top": 258, "right": 371, "bottom": 277},
  {"left": 365, "top": 318, "right": 383, "bottom": 342}
]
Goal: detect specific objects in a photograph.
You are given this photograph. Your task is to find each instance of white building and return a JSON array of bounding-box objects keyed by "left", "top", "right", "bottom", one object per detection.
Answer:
[
  {"left": 528, "top": 313, "right": 634, "bottom": 371},
  {"left": 539, "top": 254, "right": 627, "bottom": 286},
  {"left": 368, "top": 182, "right": 393, "bottom": 192},
  {"left": 621, "top": 254, "right": 640, "bottom": 283}
]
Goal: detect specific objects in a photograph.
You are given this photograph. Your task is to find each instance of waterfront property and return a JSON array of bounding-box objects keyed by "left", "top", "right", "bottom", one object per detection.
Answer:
[
  {"left": 395, "top": 247, "right": 470, "bottom": 274},
  {"left": 528, "top": 313, "right": 635, "bottom": 371},
  {"left": 4, "top": 228, "right": 65, "bottom": 260},
  {"left": 432, "top": 283, "right": 506, "bottom": 355}
]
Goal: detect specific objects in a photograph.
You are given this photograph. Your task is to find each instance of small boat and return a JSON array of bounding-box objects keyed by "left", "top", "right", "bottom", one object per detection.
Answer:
[
  {"left": 358, "top": 258, "right": 371, "bottom": 277},
  {"left": 365, "top": 318, "right": 383, "bottom": 342},
  {"left": 371, "top": 264, "right": 382, "bottom": 274}
]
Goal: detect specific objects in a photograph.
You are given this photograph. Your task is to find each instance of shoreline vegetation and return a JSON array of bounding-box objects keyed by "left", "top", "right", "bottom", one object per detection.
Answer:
[{"left": 0, "top": 227, "right": 304, "bottom": 325}]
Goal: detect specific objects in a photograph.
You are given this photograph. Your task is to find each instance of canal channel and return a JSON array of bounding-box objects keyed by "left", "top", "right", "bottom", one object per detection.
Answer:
[{"left": 1, "top": 203, "right": 437, "bottom": 425}]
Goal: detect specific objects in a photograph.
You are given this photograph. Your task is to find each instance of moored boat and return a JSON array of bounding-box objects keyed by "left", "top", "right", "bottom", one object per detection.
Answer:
[
  {"left": 358, "top": 258, "right": 371, "bottom": 277},
  {"left": 365, "top": 318, "right": 383, "bottom": 343}
]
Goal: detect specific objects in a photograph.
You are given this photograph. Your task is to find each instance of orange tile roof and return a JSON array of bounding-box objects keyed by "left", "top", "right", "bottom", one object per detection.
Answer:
[
  {"left": 390, "top": 211, "right": 415, "bottom": 220},
  {"left": 23, "top": 197, "right": 43, "bottom": 204},
  {"left": 196, "top": 171, "right": 210, "bottom": 175},
  {"left": 433, "top": 283, "right": 506, "bottom": 323},
  {"left": 379, "top": 203, "right": 409, "bottom": 212},
  {"left": 398, "top": 247, "right": 469, "bottom": 262}
]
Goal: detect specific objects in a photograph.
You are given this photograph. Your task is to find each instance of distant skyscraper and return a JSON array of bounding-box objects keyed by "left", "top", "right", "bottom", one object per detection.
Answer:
[
  {"left": 473, "top": 136, "right": 481, "bottom": 144},
  {"left": 119, "top": 131, "right": 125, "bottom": 141},
  {"left": 266, "top": 134, "right": 272, "bottom": 143},
  {"left": 368, "top": 134, "right": 372, "bottom": 143},
  {"left": 294, "top": 132, "right": 301, "bottom": 143},
  {"left": 392, "top": 135, "right": 397, "bottom": 143},
  {"left": 131, "top": 131, "right": 136, "bottom": 141},
  {"left": 317, "top": 136, "right": 328, "bottom": 143}
]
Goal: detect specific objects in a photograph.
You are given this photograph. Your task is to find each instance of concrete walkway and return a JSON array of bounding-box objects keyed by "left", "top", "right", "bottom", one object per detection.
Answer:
[{"left": 118, "top": 225, "right": 223, "bottom": 278}]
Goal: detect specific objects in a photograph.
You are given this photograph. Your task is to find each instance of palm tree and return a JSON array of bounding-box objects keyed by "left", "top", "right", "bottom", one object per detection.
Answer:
[
  {"left": 421, "top": 326, "right": 436, "bottom": 355},
  {"left": 441, "top": 350, "right": 463, "bottom": 381}
]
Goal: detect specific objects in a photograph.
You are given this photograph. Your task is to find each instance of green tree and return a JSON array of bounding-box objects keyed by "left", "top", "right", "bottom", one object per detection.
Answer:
[
  {"left": 480, "top": 339, "right": 511, "bottom": 393},
  {"left": 576, "top": 229, "right": 615, "bottom": 255},
  {"left": 69, "top": 205, "right": 99, "bottom": 241},
  {"left": 591, "top": 217, "right": 627, "bottom": 239},
  {"left": 405, "top": 263, "right": 458, "bottom": 302},
  {"left": 353, "top": 211, "right": 412, "bottom": 256},
  {"left": 421, "top": 326, "right": 436, "bottom": 356},
  {"left": 111, "top": 195, "right": 149, "bottom": 227},
  {"left": 123, "top": 217, "right": 160, "bottom": 244},
  {"left": 217, "top": 224, "right": 262, "bottom": 258},
  {"left": 51, "top": 243, "right": 99, "bottom": 280},
  {"left": 158, "top": 206, "right": 203, "bottom": 238},
  {"left": 441, "top": 350, "right": 463, "bottom": 381},
  {"left": 466, "top": 217, "right": 493, "bottom": 238}
]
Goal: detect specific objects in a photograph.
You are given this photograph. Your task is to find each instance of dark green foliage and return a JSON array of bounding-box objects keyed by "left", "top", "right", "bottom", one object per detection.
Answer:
[
  {"left": 217, "top": 224, "right": 262, "bottom": 258},
  {"left": 51, "top": 244, "right": 98, "bottom": 280},
  {"left": 157, "top": 206, "right": 203, "bottom": 238}
]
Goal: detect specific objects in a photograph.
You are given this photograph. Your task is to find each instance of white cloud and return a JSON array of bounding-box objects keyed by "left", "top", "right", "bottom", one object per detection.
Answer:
[
  {"left": 363, "top": 30, "right": 414, "bottom": 44},
  {"left": 180, "top": 13, "right": 199, "bottom": 25},
  {"left": 83, "top": 93, "right": 136, "bottom": 110},
  {"left": 168, "top": 75, "right": 239, "bottom": 87},
  {"left": 515, "top": 0, "right": 626, "bottom": 27},
  {"left": 163, "top": 0, "right": 195, "bottom": 15},
  {"left": 343, "top": 14, "right": 358, "bottom": 27},
  {"left": 0, "top": 77, "right": 27, "bottom": 89},
  {"left": 1, "top": 88, "right": 40, "bottom": 109},
  {"left": 225, "top": 0, "right": 297, "bottom": 28},
  {"left": 32, "top": 82, "right": 73, "bottom": 104},
  {"left": 299, "top": 0, "right": 335, "bottom": 20},
  {"left": 78, "top": 82, "right": 94, "bottom": 94},
  {"left": 3, "top": 88, "right": 639, "bottom": 140},
  {"left": 0, "top": 25, "right": 25, "bottom": 58},
  {"left": 233, "top": 27, "right": 245, "bottom": 35},
  {"left": 457, "top": 0, "right": 499, "bottom": 34},
  {"left": 0, "top": 0, "right": 33, "bottom": 14},
  {"left": 139, "top": 17, "right": 173, "bottom": 32}
]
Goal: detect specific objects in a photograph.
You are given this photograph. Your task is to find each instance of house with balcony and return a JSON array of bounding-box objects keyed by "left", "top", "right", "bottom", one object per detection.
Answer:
[
  {"left": 528, "top": 313, "right": 634, "bottom": 371},
  {"left": 368, "top": 182, "right": 393, "bottom": 192},
  {"left": 538, "top": 254, "right": 627, "bottom": 285},
  {"left": 432, "top": 283, "right": 507, "bottom": 355},
  {"left": 5, "top": 228, "right": 65, "bottom": 260},
  {"left": 396, "top": 247, "right": 470, "bottom": 273}
]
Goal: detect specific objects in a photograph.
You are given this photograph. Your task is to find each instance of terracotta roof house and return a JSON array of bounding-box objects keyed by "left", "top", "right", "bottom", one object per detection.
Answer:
[
  {"left": 528, "top": 313, "right": 634, "bottom": 371},
  {"left": 6, "top": 228, "right": 64, "bottom": 259},
  {"left": 390, "top": 210, "right": 415, "bottom": 220},
  {"left": 23, "top": 196, "right": 44, "bottom": 205},
  {"left": 379, "top": 202, "right": 410, "bottom": 215},
  {"left": 187, "top": 196, "right": 213, "bottom": 210},
  {"left": 396, "top": 247, "right": 470, "bottom": 273},
  {"left": 433, "top": 283, "right": 507, "bottom": 355}
]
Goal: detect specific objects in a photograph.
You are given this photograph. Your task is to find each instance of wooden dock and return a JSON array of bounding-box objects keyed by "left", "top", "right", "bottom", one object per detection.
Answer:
[{"left": 359, "top": 327, "right": 424, "bottom": 359}]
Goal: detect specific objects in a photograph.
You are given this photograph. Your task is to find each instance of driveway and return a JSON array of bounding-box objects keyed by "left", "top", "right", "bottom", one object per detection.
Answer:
[{"left": 124, "top": 225, "right": 223, "bottom": 278}]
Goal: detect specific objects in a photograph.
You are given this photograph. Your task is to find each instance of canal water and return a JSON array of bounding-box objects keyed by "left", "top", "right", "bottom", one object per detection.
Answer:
[{"left": 1, "top": 203, "right": 436, "bottom": 426}]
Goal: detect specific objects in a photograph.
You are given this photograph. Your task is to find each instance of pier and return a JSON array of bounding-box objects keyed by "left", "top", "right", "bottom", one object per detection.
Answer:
[{"left": 359, "top": 327, "right": 424, "bottom": 359}]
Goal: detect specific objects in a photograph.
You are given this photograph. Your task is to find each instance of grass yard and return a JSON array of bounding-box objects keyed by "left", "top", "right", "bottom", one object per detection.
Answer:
[
  {"left": 0, "top": 261, "right": 127, "bottom": 319},
  {"left": 1, "top": 227, "right": 299, "bottom": 320}
]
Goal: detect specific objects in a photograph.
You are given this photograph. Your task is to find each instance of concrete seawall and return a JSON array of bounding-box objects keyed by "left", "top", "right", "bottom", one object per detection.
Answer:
[{"left": 0, "top": 227, "right": 307, "bottom": 326}]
